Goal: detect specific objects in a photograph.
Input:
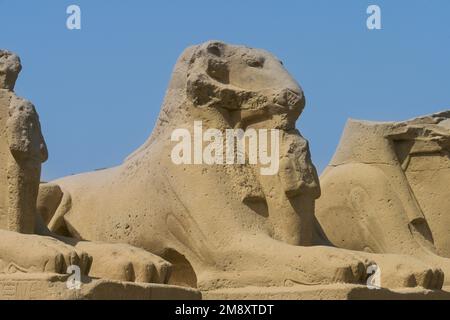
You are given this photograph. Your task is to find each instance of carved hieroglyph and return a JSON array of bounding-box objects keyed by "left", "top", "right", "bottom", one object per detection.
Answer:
[
  {"left": 0, "top": 50, "right": 199, "bottom": 300},
  {"left": 316, "top": 113, "right": 450, "bottom": 286},
  {"left": 39, "top": 41, "right": 447, "bottom": 296}
]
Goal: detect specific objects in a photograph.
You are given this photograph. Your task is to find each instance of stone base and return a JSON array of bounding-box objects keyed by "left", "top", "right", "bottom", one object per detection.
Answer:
[
  {"left": 203, "top": 284, "right": 450, "bottom": 300},
  {"left": 3, "top": 274, "right": 449, "bottom": 300},
  {"left": 0, "top": 273, "right": 201, "bottom": 300}
]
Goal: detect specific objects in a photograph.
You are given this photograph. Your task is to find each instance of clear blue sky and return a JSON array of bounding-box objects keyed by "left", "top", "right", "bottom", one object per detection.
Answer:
[{"left": 1, "top": 0, "right": 449, "bottom": 181}]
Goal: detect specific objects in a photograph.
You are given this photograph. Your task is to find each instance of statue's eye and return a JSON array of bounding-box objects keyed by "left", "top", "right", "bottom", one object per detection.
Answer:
[{"left": 246, "top": 57, "right": 265, "bottom": 68}]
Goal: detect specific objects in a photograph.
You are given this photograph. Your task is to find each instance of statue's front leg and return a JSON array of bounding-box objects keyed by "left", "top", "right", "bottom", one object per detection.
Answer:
[
  {"left": 196, "top": 234, "right": 443, "bottom": 291},
  {"left": 69, "top": 241, "right": 172, "bottom": 284},
  {"left": 36, "top": 186, "right": 173, "bottom": 285},
  {"left": 0, "top": 229, "right": 91, "bottom": 275}
]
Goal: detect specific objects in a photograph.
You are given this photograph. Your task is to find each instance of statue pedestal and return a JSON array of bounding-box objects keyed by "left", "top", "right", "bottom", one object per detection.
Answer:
[
  {"left": 2, "top": 274, "right": 450, "bottom": 300},
  {"left": 203, "top": 284, "right": 450, "bottom": 300},
  {"left": 0, "top": 273, "right": 201, "bottom": 300}
]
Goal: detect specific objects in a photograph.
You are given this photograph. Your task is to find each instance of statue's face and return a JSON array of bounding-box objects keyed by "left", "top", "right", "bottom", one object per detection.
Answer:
[
  {"left": 225, "top": 46, "right": 304, "bottom": 124},
  {"left": 186, "top": 42, "right": 320, "bottom": 220},
  {"left": 187, "top": 42, "right": 305, "bottom": 131},
  {"left": 0, "top": 51, "right": 21, "bottom": 91},
  {"left": 389, "top": 119, "right": 450, "bottom": 257}
]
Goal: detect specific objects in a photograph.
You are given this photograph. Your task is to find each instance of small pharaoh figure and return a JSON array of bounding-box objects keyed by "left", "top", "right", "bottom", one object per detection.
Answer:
[
  {"left": 0, "top": 50, "right": 172, "bottom": 285},
  {"left": 0, "top": 50, "right": 48, "bottom": 234}
]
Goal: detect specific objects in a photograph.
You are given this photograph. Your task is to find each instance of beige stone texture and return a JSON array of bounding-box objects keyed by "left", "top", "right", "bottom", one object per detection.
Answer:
[
  {"left": 0, "top": 51, "right": 47, "bottom": 234},
  {"left": 316, "top": 112, "right": 450, "bottom": 286},
  {"left": 203, "top": 284, "right": 450, "bottom": 300},
  {"left": 0, "top": 273, "right": 200, "bottom": 300},
  {"left": 3, "top": 42, "right": 449, "bottom": 299},
  {"left": 0, "top": 49, "right": 199, "bottom": 299},
  {"left": 38, "top": 41, "right": 446, "bottom": 297}
]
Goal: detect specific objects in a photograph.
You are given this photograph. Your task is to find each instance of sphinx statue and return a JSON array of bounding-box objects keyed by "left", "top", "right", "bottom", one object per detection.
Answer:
[
  {"left": 0, "top": 50, "right": 91, "bottom": 275},
  {"left": 316, "top": 112, "right": 450, "bottom": 286},
  {"left": 37, "top": 41, "right": 448, "bottom": 298},
  {"left": 0, "top": 50, "right": 199, "bottom": 299}
]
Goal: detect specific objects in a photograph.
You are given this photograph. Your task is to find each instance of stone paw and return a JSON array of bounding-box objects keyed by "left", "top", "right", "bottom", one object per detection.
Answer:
[
  {"left": 0, "top": 230, "right": 91, "bottom": 275},
  {"left": 75, "top": 242, "right": 172, "bottom": 284}
]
